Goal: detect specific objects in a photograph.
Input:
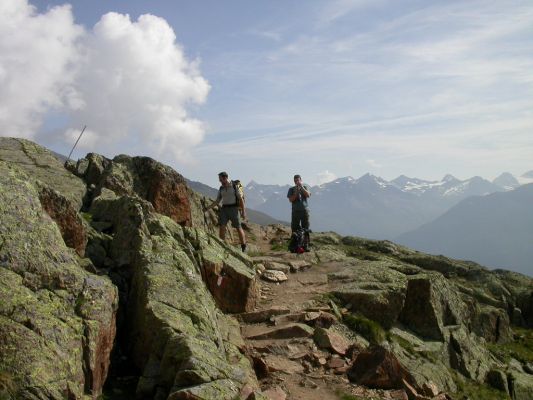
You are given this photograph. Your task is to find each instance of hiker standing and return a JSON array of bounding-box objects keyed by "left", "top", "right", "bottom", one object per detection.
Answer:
[
  {"left": 206, "top": 171, "right": 247, "bottom": 252},
  {"left": 287, "top": 174, "right": 311, "bottom": 249}
]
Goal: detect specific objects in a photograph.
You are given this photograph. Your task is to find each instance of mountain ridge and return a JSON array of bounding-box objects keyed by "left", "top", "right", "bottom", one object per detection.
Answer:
[{"left": 396, "top": 183, "right": 533, "bottom": 276}]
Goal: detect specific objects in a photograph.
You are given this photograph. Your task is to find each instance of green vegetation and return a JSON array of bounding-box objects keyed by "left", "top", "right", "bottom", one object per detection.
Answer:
[
  {"left": 270, "top": 241, "right": 287, "bottom": 251},
  {"left": 0, "top": 371, "right": 17, "bottom": 400},
  {"left": 452, "top": 373, "right": 507, "bottom": 400},
  {"left": 247, "top": 250, "right": 265, "bottom": 257},
  {"left": 344, "top": 313, "right": 386, "bottom": 344},
  {"left": 489, "top": 327, "right": 533, "bottom": 364},
  {"left": 389, "top": 333, "right": 416, "bottom": 354},
  {"left": 81, "top": 212, "right": 93, "bottom": 222}
]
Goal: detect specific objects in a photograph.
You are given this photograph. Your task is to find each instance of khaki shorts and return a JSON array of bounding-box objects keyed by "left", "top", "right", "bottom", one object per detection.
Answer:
[{"left": 219, "top": 206, "right": 241, "bottom": 228}]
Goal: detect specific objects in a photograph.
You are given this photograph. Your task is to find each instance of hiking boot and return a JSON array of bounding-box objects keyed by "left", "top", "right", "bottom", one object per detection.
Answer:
[{"left": 241, "top": 243, "right": 247, "bottom": 252}]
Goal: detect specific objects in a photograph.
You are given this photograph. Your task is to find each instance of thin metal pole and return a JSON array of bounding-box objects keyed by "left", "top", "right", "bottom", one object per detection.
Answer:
[{"left": 66, "top": 125, "right": 86, "bottom": 163}]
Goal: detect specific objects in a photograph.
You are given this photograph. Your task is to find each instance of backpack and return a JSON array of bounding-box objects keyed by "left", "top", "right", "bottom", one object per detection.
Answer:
[
  {"left": 232, "top": 180, "right": 245, "bottom": 210},
  {"left": 289, "top": 229, "right": 306, "bottom": 254}
]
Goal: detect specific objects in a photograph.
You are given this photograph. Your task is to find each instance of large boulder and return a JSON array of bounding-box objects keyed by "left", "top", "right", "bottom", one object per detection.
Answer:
[
  {"left": 0, "top": 161, "right": 117, "bottom": 399},
  {"left": 347, "top": 345, "right": 418, "bottom": 390},
  {"left": 185, "top": 227, "right": 259, "bottom": 313},
  {"left": 399, "top": 273, "right": 469, "bottom": 341},
  {"left": 0, "top": 137, "right": 86, "bottom": 210},
  {"left": 447, "top": 327, "right": 495, "bottom": 382},
  {"left": 472, "top": 304, "right": 512, "bottom": 344},
  {"left": 390, "top": 336, "right": 457, "bottom": 393},
  {"left": 330, "top": 260, "right": 407, "bottom": 329},
  {"left": 0, "top": 138, "right": 88, "bottom": 255}
]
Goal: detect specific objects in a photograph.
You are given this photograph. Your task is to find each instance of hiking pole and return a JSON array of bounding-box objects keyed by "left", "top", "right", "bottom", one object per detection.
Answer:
[{"left": 66, "top": 125, "right": 86, "bottom": 163}]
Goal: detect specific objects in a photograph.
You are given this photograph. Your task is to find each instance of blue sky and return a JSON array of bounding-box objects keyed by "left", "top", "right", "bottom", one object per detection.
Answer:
[{"left": 2, "top": 0, "right": 533, "bottom": 186}]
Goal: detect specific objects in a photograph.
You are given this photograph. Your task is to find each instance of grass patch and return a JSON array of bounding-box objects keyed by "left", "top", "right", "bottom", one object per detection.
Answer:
[
  {"left": 81, "top": 212, "right": 93, "bottom": 222},
  {"left": 344, "top": 313, "right": 386, "bottom": 345},
  {"left": 344, "top": 247, "right": 381, "bottom": 261},
  {"left": 488, "top": 326, "right": 533, "bottom": 364},
  {"left": 452, "top": 373, "right": 507, "bottom": 400},
  {"left": 270, "top": 241, "right": 287, "bottom": 251},
  {"left": 389, "top": 333, "right": 416, "bottom": 354},
  {"left": 0, "top": 371, "right": 18, "bottom": 400},
  {"left": 247, "top": 250, "right": 265, "bottom": 257}
]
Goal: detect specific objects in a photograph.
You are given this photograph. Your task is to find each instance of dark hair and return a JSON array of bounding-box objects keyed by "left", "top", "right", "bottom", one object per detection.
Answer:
[
  {"left": 293, "top": 174, "right": 301, "bottom": 180},
  {"left": 218, "top": 171, "right": 228, "bottom": 178}
]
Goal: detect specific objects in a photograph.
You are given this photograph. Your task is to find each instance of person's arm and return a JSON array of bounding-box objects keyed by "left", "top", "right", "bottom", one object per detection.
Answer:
[
  {"left": 288, "top": 187, "right": 298, "bottom": 202},
  {"left": 300, "top": 184, "right": 311, "bottom": 198},
  {"left": 206, "top": 190, "right": 222, "bottom": 210}
]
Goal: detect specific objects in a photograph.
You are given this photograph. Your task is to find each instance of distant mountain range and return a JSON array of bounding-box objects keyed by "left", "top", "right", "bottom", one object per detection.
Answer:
[
  {"left": 396, "top": 183, "right": 533, "bottom": 276},
  {"left": 244, "top": 171, "right": 533, "bottom": 238}
]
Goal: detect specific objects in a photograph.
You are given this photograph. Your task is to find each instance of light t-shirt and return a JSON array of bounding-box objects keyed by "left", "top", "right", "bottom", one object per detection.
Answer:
[
  {"left": 287, "top": 184, "right": 310, "bottom": 211},
  {"left": 216, "top": 181, "right": 242, "bottom": 206}
]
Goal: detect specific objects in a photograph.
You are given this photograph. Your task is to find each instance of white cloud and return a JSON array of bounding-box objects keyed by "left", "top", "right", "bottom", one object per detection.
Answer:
[
  {"left": 0, "top": 1, "right": 210, "bottom": 162},
  {"left": 316, "top": 170, "right": 337, "bottom": 185},
  {"left": 70, "top": 12, "right": 210, "bottom": 161},
  {"left": 0, "top": 0, "right": 83, "bottom": 137}
]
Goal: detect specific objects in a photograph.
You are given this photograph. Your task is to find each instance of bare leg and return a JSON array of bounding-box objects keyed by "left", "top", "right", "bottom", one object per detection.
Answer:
[
  {"left": 237, "top": 227, "right": 246, "bottom": 245},
  {"left": 219, "top": 225, "right": 226, "bottom": 241}
]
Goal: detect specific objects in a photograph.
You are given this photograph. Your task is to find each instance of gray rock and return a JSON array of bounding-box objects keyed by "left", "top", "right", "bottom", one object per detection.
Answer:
[{"left": 262, "top": 270, "right": 288, "bottom": 282}]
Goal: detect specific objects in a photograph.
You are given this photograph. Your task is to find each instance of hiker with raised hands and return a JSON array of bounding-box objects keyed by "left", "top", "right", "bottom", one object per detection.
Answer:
[
  {"left": 287, "top": 174, "right": 311, "bottom": 252},
  {"left": 206, "top": 171, "right": 247, "bottom": 252}
]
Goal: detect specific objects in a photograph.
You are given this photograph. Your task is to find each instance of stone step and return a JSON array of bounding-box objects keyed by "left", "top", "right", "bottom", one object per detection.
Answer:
[
  {"left": 246, "top": 323, "right": 315, "bottom": 340},
  {"left": 237, "top": 306, "right": 291, "bottom": 324}
]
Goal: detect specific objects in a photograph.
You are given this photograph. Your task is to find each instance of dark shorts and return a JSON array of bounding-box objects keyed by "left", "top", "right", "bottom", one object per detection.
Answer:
[
  {"left": 291, "top": 209, "right": 310, "bottom": 232},
  {"left": 219, "top": 206, "right": 241, "bottom": 228}
]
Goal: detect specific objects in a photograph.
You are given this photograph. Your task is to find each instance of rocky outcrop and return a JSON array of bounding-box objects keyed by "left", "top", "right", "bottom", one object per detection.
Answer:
[
  {"left": 0, "top": 160, "right": 117, "bottom": 399},
  {"left": 1, "top": 140, "right": 259, "bottom": 399},
  {"left": 399, "top": 273, "right": 468, "bottom": 341},
  {"left": 330, "top": 260, "right": 407, "bottom": 329},
  {"left": 347, "top": 345, "right": 417, "bottom": 390},
  {"left": 85, "top": 190, "right": 258, "bottom": 398},
  {"left": 184, "top": 227, "right": 259, "bottom": 313},
  {"left": 70, "top": 153, "right": 213, "bottom": 231},
  {"left": 0, "top": 137, "right": 86, "bottom": 210},
  {"left": 38, "top": 184, "right": 88, "bottom": 256},
  {"left": 0, "top": 138, "right": 88, "bottom": 255}
]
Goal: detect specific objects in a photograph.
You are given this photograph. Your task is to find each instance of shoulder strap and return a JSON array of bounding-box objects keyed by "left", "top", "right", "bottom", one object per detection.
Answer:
[{"left": 232, "top": 182, "right": 239, "bottom": 205}]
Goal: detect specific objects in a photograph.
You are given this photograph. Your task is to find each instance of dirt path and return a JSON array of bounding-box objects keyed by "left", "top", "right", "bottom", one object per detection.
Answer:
[{"left": 239, "top": 251, "right": 358, "bottom": 400}]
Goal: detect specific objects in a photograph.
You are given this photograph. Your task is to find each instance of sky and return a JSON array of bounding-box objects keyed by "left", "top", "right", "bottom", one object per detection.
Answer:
[{"left": 1, "top": 0, "right": 532, "bottom": 187}]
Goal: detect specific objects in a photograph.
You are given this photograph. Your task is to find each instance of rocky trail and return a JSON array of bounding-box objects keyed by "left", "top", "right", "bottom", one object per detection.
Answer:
[{"left": 235, "top": 244, "right": 420, "bottom": 400}]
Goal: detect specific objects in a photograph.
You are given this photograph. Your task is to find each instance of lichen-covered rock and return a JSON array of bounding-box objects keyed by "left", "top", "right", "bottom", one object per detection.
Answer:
[
  {"left": 347, "top": 345, "right": 418, "bottom": 390},
  {"left": 38, "top": 184, "right": 88, "bottom": 256},
  {"left": 0, "top": 161, "right": 117, "bottom": 399},
  {"left": 389, "top": 330, "right": 457, "bottom": 393},
  {"left": 448, "top": 327, "right": 494, "bottom": 382},
  {"left": 86, "top": 192, "right": 257, "bottom": 397},
  {"left": 330, "top": 260, "right": 407, "bottom": 329},
  {"left": 399, "top": 273, "right": 469, "bottom": 341},
  {"left": 185, "top": 227, "right": 259, "bottom": 313},
  {"left": 0, "top": 138, "right": 89, "bottom": 255},
  {"left": 472, "top": 304, "right": 512, "bottom": 344},
  {"left": 510, "top": 370, "right": 533, "bottom": 400},
  {"left": 0, "top": 137, "right": 86, "bottom": 210}
]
